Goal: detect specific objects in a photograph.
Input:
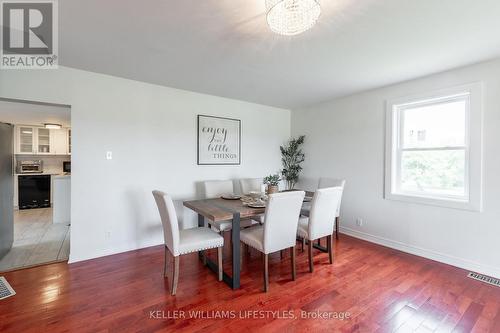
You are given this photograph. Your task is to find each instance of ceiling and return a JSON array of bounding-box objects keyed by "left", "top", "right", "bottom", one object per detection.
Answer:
[
  {"left": 59, "top": 0, "right": 500, "bottom": 109},
  {"left": 0, "top": 100, "right": 71, "bottom": 127}
]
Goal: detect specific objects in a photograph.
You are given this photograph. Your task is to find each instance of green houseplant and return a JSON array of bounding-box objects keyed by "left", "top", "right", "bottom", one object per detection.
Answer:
[
  {"left": 280, "top": 135, "right": 305, "bottom": 190},
  {"left": 263, "top": 173, "right": 281, "bottom": 194}
]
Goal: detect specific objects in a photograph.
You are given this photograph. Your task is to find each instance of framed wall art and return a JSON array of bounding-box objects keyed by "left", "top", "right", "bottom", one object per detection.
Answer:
[{"left": 197, "top": 115, "right": 241, "bottom": 165}]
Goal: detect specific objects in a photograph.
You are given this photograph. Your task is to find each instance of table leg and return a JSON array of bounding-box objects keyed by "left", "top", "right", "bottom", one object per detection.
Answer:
[
  {"left": 231, "top": 212, "right": 241, "bottom": 289},
  {"left": 196, "top": 213, "right": 242, "bottom": 289}
]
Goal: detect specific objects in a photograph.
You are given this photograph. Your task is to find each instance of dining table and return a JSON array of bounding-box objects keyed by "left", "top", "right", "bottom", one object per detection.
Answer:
[
  {"left": 183, "top": 197, "right": 264, "bottom": 289},
  {"left": 183, "top": 191, "right": 324, "bottom": 290}
]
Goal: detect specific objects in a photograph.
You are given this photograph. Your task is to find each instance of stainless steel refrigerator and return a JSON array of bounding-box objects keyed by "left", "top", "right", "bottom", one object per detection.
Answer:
[{"left": 0, "top": 122, "right": 14, "bottom": 260}]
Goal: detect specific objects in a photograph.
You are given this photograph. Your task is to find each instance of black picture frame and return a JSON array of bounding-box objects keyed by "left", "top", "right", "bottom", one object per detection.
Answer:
[{"left": 197, "top": 115, "right": 241, "bottom": 165}]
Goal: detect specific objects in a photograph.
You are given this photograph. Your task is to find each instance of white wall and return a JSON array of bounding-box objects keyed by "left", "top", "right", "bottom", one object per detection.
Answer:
[
  {"left": 292, "top": 58, "right": 500, "bottom": 278},
  {"left": 0, "top": 67, "right": 290, "bottom": 262}
]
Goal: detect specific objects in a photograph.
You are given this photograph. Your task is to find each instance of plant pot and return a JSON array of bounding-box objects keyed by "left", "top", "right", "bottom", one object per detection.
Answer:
[{"left": 267, "top": 185, "right": 279, "bottom": 195}]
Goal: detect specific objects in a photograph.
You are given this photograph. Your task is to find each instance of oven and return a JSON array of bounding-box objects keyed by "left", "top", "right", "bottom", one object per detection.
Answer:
[{"left": 18, "top": 175, "right": 51, "bottom": 209}]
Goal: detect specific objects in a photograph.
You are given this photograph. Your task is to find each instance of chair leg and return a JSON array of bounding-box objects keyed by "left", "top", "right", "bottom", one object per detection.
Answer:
[
  {"left": 336, "top": 216, "right": 340, "bottom": 240},
  {"left": 327, "top": 235, "right": 333, "bottom": 264},
  {"left": 219, "top": 231, "right": 225, "bottom": 263},
  {"left": 291, "top": 246, "right": 296, "bottom": 281},
  {"left": 308, "top": 240, "right": 314, "bottom": 273},
  {"left": 217, "top": 247, "right": 223, "bottom": 281},
  {"left": 263, "top": 253, "right": 269, "bottom": 292},
  {"left": 171, "top": 256, "right": 179, "bottom": 295},
  {"left": 280, "top": 250, "right": 284, "bottom": 259},
  {"left": 302, "top": 237, "right": 306, "bottom": 252}
]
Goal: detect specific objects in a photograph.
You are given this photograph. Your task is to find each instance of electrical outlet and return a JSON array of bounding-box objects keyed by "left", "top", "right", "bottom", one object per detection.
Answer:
[
  {"left": 356, "top": 218, "right": 363, "bottom": 227},
  {"left": 106, "top": 151, "right": 113, "bottom": 160}
]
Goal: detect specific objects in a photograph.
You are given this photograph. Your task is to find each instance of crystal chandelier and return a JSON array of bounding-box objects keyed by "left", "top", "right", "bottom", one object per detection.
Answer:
[{"left": 265, "top": 0, "right": 321, "bottom": 36}]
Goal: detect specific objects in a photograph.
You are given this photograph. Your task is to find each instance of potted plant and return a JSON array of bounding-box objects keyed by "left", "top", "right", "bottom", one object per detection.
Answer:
[
  {"left": 263, "top": 173, "right": 281, "bottom": 194},
  {"left": 280, "top": 135, "right": 305, "bottom": 190}
]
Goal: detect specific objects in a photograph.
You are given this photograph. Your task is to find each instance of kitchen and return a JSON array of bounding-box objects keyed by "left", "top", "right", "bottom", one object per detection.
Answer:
[{"left": 0, "top": 100, "right": 71, "bottom": 272}]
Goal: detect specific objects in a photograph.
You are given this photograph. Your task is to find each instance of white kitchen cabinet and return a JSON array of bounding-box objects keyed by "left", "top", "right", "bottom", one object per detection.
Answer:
[
  {"left": 67, "top": 128, "right": 71, "bottom": 155},
  {"left": 52, "top": 129, "right": 69, "bottom": 155},
  {"left": 53, "top": 176, "right": 71, "bottom": 224},
  {"left": 16, "top": 126, "right": 35, "bottom": 154},
  {"left": 36, "top": 128, "right": 51, "bottom": 154},
  {"left": 15, "top": 126, "right": 71, "bottom": 155}
]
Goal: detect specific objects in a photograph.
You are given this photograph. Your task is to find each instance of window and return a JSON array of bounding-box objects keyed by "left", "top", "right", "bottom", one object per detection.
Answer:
[{"left": 385, "top": 84, "right": 483, "bottom": 211}]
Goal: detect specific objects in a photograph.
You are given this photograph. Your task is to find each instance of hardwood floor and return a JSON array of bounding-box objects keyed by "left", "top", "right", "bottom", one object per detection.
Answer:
[
  {"left": 0, "top": 235, "right": 499, "bottom": 333},
  {"left": 0, "top": 208, "right": 70, "bottom": 272}
]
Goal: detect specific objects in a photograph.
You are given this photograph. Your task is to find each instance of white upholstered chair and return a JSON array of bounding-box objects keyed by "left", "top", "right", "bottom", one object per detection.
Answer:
[
  {"left": 295, "top": 177, "right": 318, "bottom": 193},
  {"left": 239, "top": 178, "right": 263, "bottom": 194},
  {"left": 240, "top": 191, "right": 305, "bottom": 292},
  {"left": 239, "top": 178, "right": 265, "bottom": 223},
  {"left": 203, "top": 180, "right": 257, "bottom": 233},
  {"left": 203, "top": 180, "right": 234, "bottom": 199},
  {"left": 153, "top": 190, "right": 224, "bottom": 295},
  {"left": 301, "top": 177, "right": 346, "bottom": 239},
  {"left": 297, "top": 187, "right": 342, "bottom": 272}
]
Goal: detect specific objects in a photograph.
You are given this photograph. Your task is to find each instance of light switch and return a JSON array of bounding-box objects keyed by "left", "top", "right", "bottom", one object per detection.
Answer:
[{"left": 106, "top": 151, "right": 113, "bottom": 160}]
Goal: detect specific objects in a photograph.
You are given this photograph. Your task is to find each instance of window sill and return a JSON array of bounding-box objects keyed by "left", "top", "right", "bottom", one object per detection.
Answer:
[{"left": 385, "top": 192, "right": 482, "bottom": 212}]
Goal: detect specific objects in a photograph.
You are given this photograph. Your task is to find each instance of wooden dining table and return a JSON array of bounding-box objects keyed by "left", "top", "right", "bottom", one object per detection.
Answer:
[
  {"left": 183, "top": 191, "right": 323, "bottom": 290},
  {"left": 183, "top": 198, "right": 265, "bottom": 289}
]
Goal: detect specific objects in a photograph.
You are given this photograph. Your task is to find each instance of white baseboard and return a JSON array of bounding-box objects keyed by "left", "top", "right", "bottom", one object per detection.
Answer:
[
  {"left": 340, "top": 226, "right": 500, "bottom": 279},
  {"left": 68, "top": 239, "right": 163, "bottom": 264}
]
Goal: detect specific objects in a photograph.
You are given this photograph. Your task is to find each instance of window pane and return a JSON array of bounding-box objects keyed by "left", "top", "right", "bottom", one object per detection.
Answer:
[
  {"left": 400, "top": 150, "right": 466, "bottom": 197},
  {"left": 402, "top": 98, "right": 467, "bottom": 149}
]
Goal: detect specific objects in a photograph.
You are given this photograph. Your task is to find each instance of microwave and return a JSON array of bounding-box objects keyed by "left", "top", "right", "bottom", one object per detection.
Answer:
[
  {"left": 63, "top": 161, "right": 71, "bottom": 173},
  {"left": 17, "top": 160, "right": 43, "bottom": 174}
]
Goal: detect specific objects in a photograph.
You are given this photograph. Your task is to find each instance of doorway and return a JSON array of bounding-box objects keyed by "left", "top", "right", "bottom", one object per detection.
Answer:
[{"left": 0, "top": 98, "right": 71, "bottom": 272}]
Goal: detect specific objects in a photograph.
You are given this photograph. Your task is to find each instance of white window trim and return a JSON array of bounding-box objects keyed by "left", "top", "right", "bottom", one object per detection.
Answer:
[{"left": 384, "top": 83, "right": 483, "bottom": 211}]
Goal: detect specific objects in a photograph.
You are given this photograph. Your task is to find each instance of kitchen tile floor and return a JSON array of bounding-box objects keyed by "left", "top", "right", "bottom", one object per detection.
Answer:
[{"left": 0, "top": 208, "right": 70, "bottom": 272}]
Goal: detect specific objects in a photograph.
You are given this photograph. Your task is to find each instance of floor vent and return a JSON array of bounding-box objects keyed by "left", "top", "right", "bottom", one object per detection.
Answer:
[
  {"left": 0, "top": 277, "right": 16, "bottom": 300},
  {"left": 467, "top": 272, "right": 500, "bottom": 288}
]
